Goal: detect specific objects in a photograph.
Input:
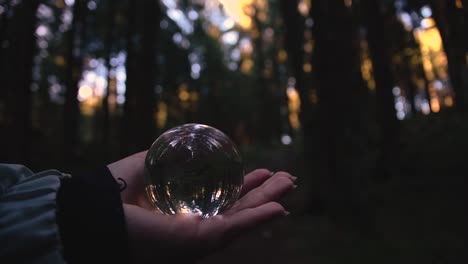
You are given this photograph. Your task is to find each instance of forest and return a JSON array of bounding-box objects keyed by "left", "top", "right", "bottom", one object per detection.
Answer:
[{"left": 0, "top": 0, "right": 467, "bottom": 263}]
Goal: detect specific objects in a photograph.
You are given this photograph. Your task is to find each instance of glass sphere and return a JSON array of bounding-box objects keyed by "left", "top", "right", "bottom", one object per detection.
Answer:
[{"left": 144, "top": 123, "right": 244, "bottom": 218}]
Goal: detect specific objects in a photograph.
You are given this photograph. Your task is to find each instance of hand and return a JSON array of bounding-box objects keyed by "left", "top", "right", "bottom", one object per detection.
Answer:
[{"left": 108, "top": 151, "right": 297, "bottom": 263}]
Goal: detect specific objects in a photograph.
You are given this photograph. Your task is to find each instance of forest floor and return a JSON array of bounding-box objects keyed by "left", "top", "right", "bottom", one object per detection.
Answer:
[
  {"left": 202, "top": 110, "right": 467, "bottom": 264},
  {"left": 203, "top": 174, "right": 464, "bottom": 264}
]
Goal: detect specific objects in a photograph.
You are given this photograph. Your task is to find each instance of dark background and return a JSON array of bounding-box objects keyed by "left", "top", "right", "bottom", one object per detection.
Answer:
[{"left": 1, "top": 0, "right": 467, "bottom": 263}]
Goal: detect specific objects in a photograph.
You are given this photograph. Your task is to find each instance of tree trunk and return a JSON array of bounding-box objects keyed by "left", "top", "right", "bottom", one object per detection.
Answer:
[
  {"left": 362, "top": 0, "right": 399, "bottom": 179},
  {"left": 124, "top": 0, "right": 160, "bottom": 154},
  {"left": 280, "top": 0, "right": 309, "bottom": 137},
  {"left": 280, "top": 0, "right": 322, "bottom": 211},
  {"left": 406, "top": 29, "right": 430, "bottom": 115},
  {"left": 63, "top": 0, "right": 88, "bottom": 168},
  {"left": 312, "top": 1, "right": 365, "bottom": 216},
  {"left": 463, "top": 0, "right": 468, "bottom": 62},
  {"left": 430, "top": 0, "right": 468, "bottom": 112},
  {"left": 252, "top": 10, "right": 281, "bottom": 146},
  {"left": 0, "top": 0, "right": 12, "bottom": 64},
  {"left": 102, "top": 1, "right": 117, "bottom": 159},
  {"left": 0, "top": 0, "right": 39, "bottom": 164}
]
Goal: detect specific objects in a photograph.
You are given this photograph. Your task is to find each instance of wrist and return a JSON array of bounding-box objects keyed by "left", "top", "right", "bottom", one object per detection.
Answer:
[{"left": 56, "top": 166, "right": 130, "bottom": 263}]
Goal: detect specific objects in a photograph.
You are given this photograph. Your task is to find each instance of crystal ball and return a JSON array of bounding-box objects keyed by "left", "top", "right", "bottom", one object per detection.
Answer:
[{"left": 144, "top": 123, "right": 244, "bottom": 218}]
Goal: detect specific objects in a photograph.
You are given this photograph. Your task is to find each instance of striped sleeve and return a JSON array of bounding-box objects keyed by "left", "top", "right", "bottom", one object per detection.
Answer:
[{"left": 0, "top": 164, "right": 67, "bottom": 264}]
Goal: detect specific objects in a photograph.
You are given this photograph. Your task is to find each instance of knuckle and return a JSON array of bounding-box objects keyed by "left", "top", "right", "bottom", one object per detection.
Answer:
[
  {"left": 270, "top": 174, "right": 293, "bottom": 187},
  {"left": 274, "top": 171, "right": 292, "bottom": 178},
  {"left": 251, "top": 168, "right": 270, "bottom": 176},
  {"left": 256, "top": 189, "right": 271, "bottom": 202},
  {"left": 268, "top": 201, "right": 285, "bottom": 212}
]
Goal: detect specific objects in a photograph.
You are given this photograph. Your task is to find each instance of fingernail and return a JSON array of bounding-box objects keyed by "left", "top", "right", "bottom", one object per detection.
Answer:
[
  {"left": 290, "top": 176, "right": 298, "bottom": 181},
  {"left": 283, "top": 211, "right": 291, "bottom": 216},
  {"left": 268, "top": 171, "right": 276, "bottom": 177},
  {"left": 293, "top": 184, "right": 298, "bottom": 189}
]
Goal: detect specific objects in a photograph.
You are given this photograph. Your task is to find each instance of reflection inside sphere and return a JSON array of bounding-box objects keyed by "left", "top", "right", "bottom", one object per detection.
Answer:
[{"left": 144, "top": 123, "right": 244, "bottom": 218}]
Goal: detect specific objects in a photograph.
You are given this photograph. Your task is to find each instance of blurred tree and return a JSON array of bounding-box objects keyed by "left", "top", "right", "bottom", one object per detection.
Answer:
[
  {"left": 63, "top": 0, "right": 89, "bottom": 167},
  {"left": 311, "top": 0, "right": 368, "bottom": 218},
  {"left": 443, "top": 1, "right": 467, "bottom": 111},
  {"left": 0, "top": 0, "right": 39, "bottom": 164},
  {"left": 152, "top": 13, "right": 190, "bottom": 131},
  {"left": 0, "top": 1, "right": 11, "bottom": 56},
  {"left": 280, "top": 0, "right": 306, "bottom": 122},
  {"left": 422, "top": 0, "right": 468, "bottom": 112},
  {"left": 280, "top": 0, "right": 318, "bottom": 198},
  {"left": 191, "top": 21, "right": 230, "bottom": 133},
  {"left": 445, "top": 0, "right": 468, "bottom": 111},
  {"left": 392, "top": 17, "right": 431, "bottom": 115},
  {"left": 101, "top": 0, "right": 117, "bottom": 157},
  {"left": 124, "top": 0, "right": 161, "bottom": 154},
  {"left": 362, "top": 0, "right": 399, "bottom": 179},
  {"left": 251, "top": 2, "right": 282, "bottom": 146},
  {"left": 463, "top": 0, "right": 468, "bottom": 58}
]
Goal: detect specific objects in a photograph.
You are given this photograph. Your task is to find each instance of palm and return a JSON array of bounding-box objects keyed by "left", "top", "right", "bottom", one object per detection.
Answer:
[{"left": 108, "top": 151, "right": 296, "bottom": 263}]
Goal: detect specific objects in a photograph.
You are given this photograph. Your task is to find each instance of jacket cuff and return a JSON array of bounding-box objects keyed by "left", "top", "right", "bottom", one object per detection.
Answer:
[
  {"left": 56, "top": 166, "right": 130, "bottom": 263},
  {"left": 0, "top": 164, "right": 67, "bottom": 263}
]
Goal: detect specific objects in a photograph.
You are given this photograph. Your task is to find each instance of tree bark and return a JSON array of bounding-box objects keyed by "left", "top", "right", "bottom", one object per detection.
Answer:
[
  {"left": 362, "top": 0, "right": 399, "bottom": 179},
  {"left": 430, "top": 0, "right": 468, "bottom": 112},
  {"left": 63, "top": 0, "right": 88, "bottom": 168},
  {"left": 280, "top": 0, "right": 322, "bottom": 211},
  {"left": 312, "top": 1, "right": 365, "bottom": 215},
  {"left": 102, "top": 1, "right": 117, "bottom": 158},
  {"left": 252, "top": 9, "right": 281, "bottom": 146},
  {"left": 280, "top": 0, "right": 311, "bottom": 138},
  {"left": 0, "top": 0, "right": 39, "bottom": 164},
  {"left": 124, "top": 0, "right": 160, "bottom": 154},
  {"left": 0, "top": 0, "right": 12, "bottom": 64}
]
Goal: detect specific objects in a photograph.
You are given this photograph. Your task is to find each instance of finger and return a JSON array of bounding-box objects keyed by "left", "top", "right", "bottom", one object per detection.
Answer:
[
  {"left": 133, "top": 150, "right": 148, "bottom": 159},
  {"left": 262, "top": 171, "right": 297, "bottom": 188},
  {"left": 240, "top": 169, "right": 273, "bottom": 197},
  {"left": 224, "top": 202, "right": 286, "bottom": 235},
  {"left": 227, "top": 174, "right": 295, "bottom": 213}
]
